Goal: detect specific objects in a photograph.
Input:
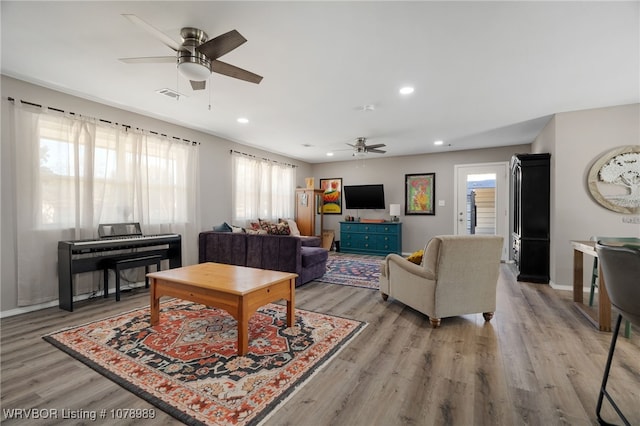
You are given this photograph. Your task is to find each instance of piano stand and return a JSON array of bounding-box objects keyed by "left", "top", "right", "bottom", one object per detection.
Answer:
[
  {"left": 104, "top": 255, "right": 162, "bottom": 302},
  {"left": 58, "top": 233, "right": 181, "bottom": 311}
]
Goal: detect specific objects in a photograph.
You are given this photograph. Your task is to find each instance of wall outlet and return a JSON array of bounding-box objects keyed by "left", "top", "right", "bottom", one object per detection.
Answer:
[{"left": 438, "top": 200, "right": 445, "bottom": 206}]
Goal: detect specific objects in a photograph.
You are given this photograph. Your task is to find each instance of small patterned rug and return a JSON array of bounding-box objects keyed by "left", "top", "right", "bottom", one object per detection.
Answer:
[
  {"left": 316, "top": 252, "right": 384, "bottom": 290},
  {"left": 43, "top": 300, "right": 365, "bottom": 426}
]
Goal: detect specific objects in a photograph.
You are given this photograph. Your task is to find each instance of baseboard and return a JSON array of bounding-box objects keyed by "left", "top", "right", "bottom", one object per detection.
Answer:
[
  {"left": 548, "top": 280, "right": 573, "bottom": 292},
  {"left": 0, "top": 281, "right": 148, "bottom": 318}
]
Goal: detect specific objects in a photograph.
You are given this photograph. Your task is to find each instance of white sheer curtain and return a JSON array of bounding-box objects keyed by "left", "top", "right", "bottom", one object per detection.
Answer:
[
  {"left": 11, "top": 102, "right": 199, "bottom": 306},
  {"left": 231, "top": 153, "right": 295, "bottom": 225}
]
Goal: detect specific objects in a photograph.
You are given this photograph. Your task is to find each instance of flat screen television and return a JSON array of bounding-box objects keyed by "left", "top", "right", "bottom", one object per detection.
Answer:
[{"left": 343, "top": 184, "right": 386, "bottom": 209}]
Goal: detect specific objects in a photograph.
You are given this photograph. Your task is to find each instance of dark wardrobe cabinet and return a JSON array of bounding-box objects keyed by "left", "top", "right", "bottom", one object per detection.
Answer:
[{"left": 511, "top": 153, "right": 551, "bottom": 283}]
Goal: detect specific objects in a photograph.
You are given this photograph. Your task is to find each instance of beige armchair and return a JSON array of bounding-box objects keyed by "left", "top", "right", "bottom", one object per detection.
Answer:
[{"left": 379, "top": 235, "right": 503, "bottom": 328}]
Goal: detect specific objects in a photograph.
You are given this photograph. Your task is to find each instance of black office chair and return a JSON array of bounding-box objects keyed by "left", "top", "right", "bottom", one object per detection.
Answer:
[{"left": 594, "top": 241, "right": 640, "bottom": 426}]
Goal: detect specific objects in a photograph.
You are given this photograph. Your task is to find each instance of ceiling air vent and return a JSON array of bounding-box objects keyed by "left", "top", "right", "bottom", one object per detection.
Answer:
[{"left": 155, "top": 88, "right": 185, "bottom": 99}]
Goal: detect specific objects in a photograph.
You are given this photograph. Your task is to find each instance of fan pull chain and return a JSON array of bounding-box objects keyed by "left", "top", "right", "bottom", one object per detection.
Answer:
[
  {"left": 208, "top": 77, "right": 212, "bottom": 110},
  {"left": 176, "top": 68, "right": 180, "bottom": 102}
]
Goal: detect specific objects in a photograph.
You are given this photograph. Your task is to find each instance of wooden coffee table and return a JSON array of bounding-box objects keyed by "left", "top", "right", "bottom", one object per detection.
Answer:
[{"left": 147, "top": 262, "right": 297, "bottom": 355}]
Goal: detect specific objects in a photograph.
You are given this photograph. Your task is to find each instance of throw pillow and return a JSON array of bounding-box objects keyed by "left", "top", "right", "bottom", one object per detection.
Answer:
[
  {"left": 231, "top": 225, "right": 245, "bottom": 233},
  {"left": 246, "top": 228, "right": 268, "bottom": 235},
  {"left": 213, "top": 222, "right": 232, "bottom": 232},
  {"left": 284, "top": 219, "right": 301, "bottom": 236},
  {"left": 268, "top": 222, "right": 291, "bottom": 235},
  {"left": 258, "top": 218, "right": 272, "bottom": 232},
  {"left": 407, "top": 249, "right": 424, "bottom": 265}
]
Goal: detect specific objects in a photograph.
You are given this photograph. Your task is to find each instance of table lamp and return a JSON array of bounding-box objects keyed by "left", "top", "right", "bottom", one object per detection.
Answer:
[{"left": 389, "top": 204, "right": 401, "bottom": 222}]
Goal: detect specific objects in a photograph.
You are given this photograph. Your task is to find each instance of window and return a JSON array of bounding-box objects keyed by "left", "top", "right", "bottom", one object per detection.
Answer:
[
  {"left": 12, "top": 103, "right": 200, "bottom": 306},
  {"left": 232, "top": 153, "right": 295, "bottom": 224},
  {"left": 35, "top": 114, "right": 193, "bottom": 228}
]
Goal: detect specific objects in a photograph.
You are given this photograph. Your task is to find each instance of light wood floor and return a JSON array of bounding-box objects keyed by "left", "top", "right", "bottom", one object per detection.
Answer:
[{"left": 1, "top": 264, "right": 639, "bottom": 425}]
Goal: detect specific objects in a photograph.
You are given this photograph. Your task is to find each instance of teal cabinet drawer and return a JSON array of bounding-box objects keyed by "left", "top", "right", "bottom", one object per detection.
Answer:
[
  {"left": 374, "top": 234, "right": 398, "bottom": 247},
  {"left": 341, "top": 223, "right": 365, "bottom": 233},
  {"left": 379, "top": 225, "right": 400, "bottom": 233}
]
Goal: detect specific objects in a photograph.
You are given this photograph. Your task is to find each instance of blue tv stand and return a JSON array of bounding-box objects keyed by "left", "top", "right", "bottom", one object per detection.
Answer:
[{"left": 339, "top": 222, "right": 402, "bottom": 256}]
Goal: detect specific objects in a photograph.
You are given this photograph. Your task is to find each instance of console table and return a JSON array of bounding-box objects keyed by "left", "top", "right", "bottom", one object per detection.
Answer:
[
  {"left": 340, "top": 222, "right": 402, "bottom": 256},
  {"left": 571, "top": 240, "right": 611, "bottom": 332}
]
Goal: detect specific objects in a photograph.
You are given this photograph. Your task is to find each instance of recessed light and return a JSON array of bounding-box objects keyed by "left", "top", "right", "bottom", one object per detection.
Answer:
[
  {"left": 399, "top": 86, "right": 414, "bottom": 95},
  {"left": 434, "top": 140, "right": 444, "bottom": 146},
  {"left": 326, "top": 152, "right": 334, "bottom": 157},
  {"left": 237, "top": 117, "right": 249, "bottom": 124}
]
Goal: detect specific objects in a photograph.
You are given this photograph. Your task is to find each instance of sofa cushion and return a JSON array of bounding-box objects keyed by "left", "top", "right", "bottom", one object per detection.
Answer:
[
  {"left": 301, "top": 246, "right": 329, "bottom": 268},
  {"left": 300, "top": 257, "right": 327, "bottom": 285},
  {"left": 299, "top": 236, "right": 321, "bottom": 247}
]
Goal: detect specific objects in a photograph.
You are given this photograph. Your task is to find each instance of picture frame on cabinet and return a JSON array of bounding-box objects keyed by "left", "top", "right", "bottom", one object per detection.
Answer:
[
  {"left": 405, "top": 173, "right": 435, "bottom": 215},
  {"left": 298, "top": 191, "right": 308, "bottom": 207},
  {"left": 319, "top": 178, "right": 342, "bottom": 214}
]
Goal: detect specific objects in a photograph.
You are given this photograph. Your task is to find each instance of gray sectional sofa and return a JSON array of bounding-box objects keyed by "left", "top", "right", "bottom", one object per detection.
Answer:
[{"left": 198, "top": 231, "right": 328, "bottom": 286}]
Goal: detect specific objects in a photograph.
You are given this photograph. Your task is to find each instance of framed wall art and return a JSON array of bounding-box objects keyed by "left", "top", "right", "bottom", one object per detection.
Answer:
[
  {"left": 587, "top": 145, "right": 640, "bottom": 214},
  {"left": 405, "top": 173, "right": 435, "bottom": 215},
  {"left": 319, "top": 178, "right": 342, "bottom": 214}
]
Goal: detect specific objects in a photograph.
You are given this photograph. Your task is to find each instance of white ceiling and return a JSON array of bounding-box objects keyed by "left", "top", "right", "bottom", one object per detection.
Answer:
[{"left": 2, "top": 1, "right": 638, "bottom": 163}]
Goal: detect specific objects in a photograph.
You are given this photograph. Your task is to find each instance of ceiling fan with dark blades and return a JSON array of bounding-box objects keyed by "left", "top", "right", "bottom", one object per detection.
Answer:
[
  {"left": 347, "top": 137, "right": 387, "bottom": 156},
  {"left": 119, "top": 14, "right": 263, "bottom": 91}
]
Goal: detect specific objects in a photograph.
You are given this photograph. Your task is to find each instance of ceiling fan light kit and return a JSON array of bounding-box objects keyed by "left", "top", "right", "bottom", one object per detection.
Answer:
[
  {"left": 178, "top": 60, "right": 211, "bottom": 81},
  {"left": 177, "top": 28, "right": 212, "bottom": 82}
]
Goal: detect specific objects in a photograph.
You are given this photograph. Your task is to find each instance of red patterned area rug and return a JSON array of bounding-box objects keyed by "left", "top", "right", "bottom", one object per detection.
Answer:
[
  {"left": 43, "top": 300, "right": 365, "bottom": 426},
  {"left": 316, "top": 252, "right": 384, "bottom": 290}
]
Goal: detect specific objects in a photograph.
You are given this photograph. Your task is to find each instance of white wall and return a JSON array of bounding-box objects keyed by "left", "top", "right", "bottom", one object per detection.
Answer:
[
  {"left": 533, "top": 103, "right": 640, "bottom": 287},
  {"left": 311, "top": 145, "right": 529, "bottom": 253}
]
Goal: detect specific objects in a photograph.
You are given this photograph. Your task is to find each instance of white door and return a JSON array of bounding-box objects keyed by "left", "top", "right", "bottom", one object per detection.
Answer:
[{"left": 454, "top": 162, "right": 509, "bottom": 261}]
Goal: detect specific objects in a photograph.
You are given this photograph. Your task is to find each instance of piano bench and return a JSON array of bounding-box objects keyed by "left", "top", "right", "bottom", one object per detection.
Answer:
[{"left": 104, "top": 255, "right": 162, "bottom": 302}]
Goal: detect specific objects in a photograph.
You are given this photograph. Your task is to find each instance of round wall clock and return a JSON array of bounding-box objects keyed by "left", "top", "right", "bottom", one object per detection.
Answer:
[{"left": 587, "top": 145, "right": 640, "bottom": 214}]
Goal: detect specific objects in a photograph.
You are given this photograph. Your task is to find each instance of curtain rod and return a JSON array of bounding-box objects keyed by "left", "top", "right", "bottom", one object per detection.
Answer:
[
  {"left": 7, "top": 97, "right": 199, "bottom": 146},
  {"left": 230, "top": 149, "right": 297, "bottom": 168}
]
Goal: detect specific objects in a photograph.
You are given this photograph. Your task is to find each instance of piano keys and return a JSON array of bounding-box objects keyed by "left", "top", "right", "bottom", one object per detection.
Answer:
[{"left": 58, "top": 228, "right": 182, "bottom": 311}]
